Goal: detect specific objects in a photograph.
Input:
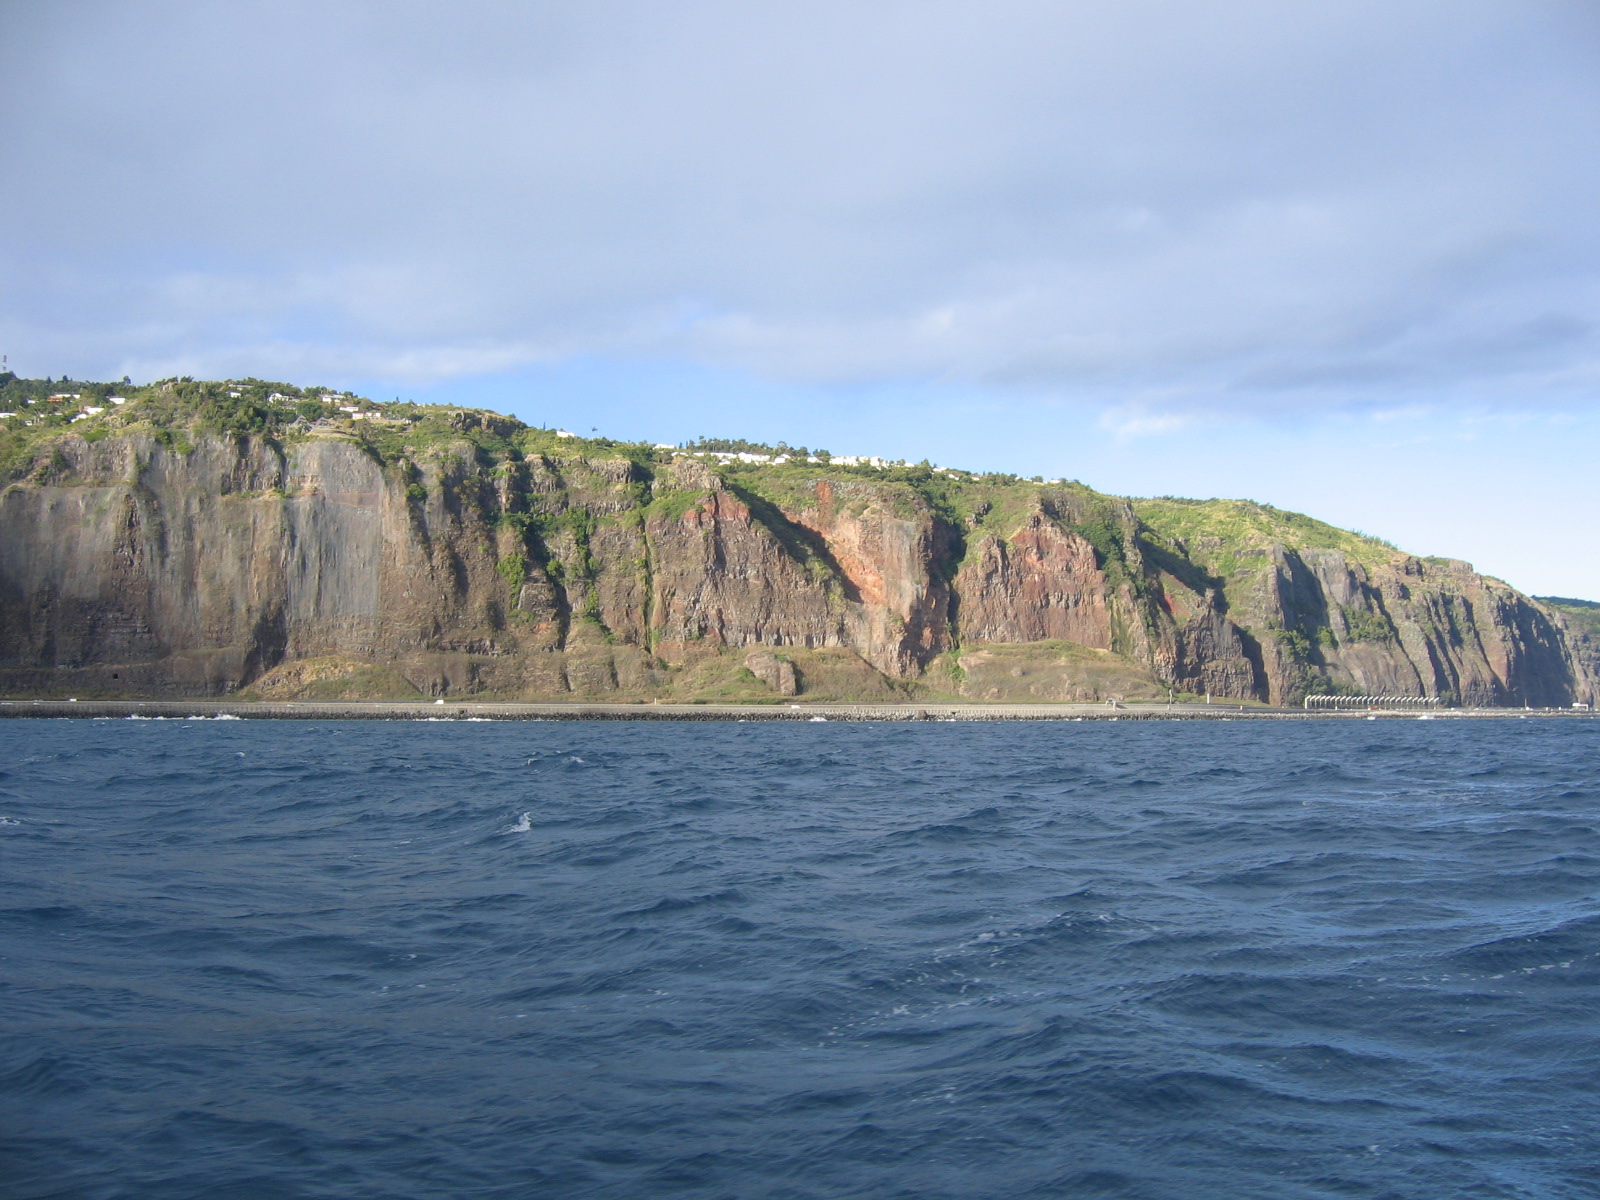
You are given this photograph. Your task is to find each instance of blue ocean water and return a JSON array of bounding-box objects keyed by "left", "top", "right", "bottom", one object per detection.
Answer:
[{"left": 2, "top": 719, "right": 1598, "bottom": 1200}]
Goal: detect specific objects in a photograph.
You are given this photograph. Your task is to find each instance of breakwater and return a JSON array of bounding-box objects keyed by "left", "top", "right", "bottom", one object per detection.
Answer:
[{"left": 0, "top": 699, "right": 1593, "bottom": 721}]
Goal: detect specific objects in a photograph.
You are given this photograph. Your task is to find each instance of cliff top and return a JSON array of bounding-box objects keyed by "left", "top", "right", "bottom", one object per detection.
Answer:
[
  {"left": 1, "top": 370, "right": 1589, "bottom": 607},
  {"left": 0, "top": 371, "right": 1111, "bottom": 508},
  {"left": 1537, "top": 597, "right": 1600, "bottom": 638},
  {"left": 1133, "top": 495, "right": 1403, "bottom": 578}
]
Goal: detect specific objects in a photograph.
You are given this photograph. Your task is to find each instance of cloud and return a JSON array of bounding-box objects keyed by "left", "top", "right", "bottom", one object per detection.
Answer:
[
  {"left": 5, "top": 0, "right": 1598, "bottom": 419},
  {"left": 1097, "top": 408, "right": 1203, "bottom": 439}
]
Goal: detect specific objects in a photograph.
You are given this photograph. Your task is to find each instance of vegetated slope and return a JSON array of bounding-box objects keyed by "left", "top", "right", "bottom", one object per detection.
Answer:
[{"left": 0, "top": 373, "right": 1591, "bottom": 706}]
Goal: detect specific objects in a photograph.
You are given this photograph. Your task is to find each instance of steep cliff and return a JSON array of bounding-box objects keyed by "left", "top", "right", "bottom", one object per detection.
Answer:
[
  {"left": 0, "top": 374, "right": 1591, "bottom": 706},
  {"left": 1535, "top": 598, "right": 1600, "bottom": 698},
  {"left": 1134, "top": 498, "right": 1592, "bottom": 706}
]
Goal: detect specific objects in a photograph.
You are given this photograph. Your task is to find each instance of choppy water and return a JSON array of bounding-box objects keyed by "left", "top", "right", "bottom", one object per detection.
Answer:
[{"left": 3, "top": 719, "right": 1599, "bottom": 1199}]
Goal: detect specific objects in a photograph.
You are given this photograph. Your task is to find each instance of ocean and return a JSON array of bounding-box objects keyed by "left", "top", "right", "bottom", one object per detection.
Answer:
[{"left": 3, "top": 718, "right": 1597, "bottom": 1199}]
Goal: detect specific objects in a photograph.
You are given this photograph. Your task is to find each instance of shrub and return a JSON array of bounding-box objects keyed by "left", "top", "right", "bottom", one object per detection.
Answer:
[
  {"left": 1343, "top": 608, "right": 1394, "bottom": 643},
  {"left": 496, "top": 554, "right": 527, "bottom": 593}
]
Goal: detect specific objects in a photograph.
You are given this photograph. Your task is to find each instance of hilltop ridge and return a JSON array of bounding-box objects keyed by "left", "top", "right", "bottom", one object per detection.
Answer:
[{"left": 0, "top": 373, "right": 1591, "bottom": 707}]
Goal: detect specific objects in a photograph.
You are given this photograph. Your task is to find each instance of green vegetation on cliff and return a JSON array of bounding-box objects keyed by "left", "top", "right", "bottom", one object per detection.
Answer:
[
  {"left": 0, "top": 371, "right": 1591, "bottom": 708},
  {"left": 1537, "top": 597, "right": 1600, "bottom": 637},
  {"left": 1134, "top": 496, "right": 1399, "bottom": 577},
  {"left": 0, "top": 372, "right": 1202, "bottom": 569}
]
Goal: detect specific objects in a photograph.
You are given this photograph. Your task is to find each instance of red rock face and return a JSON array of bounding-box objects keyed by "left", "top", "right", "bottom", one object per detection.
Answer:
[
  {"left": 789, "top": 480, "right": 953, "bottom": 678},
  {"left": 644, "top": 489, "right": 847, "bottom": 653},
  {"left": 955, "top": 515, "right": 1112, "bottom": 648}
]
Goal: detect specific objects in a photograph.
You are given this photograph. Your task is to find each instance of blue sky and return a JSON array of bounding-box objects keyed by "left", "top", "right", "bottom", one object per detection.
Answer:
[{"left": 6, "top": 1, "right": 1599, "bottom": 596}]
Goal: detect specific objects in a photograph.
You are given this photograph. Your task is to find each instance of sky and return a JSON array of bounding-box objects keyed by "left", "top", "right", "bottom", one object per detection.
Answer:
[{"left": 5, "top": 1, "right": 1599, "bottom": 596}]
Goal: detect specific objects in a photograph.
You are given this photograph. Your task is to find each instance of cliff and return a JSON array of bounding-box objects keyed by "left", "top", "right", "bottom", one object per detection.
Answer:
[
  {"left": 0, "top": 374, "right": 1591, "bottom": 706},
  {"left": 1535, "top": 597, "right": 1600, "bottom": 695}
]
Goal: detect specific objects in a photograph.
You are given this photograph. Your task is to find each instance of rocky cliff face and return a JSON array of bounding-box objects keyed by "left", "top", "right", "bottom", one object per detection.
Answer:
[
  {"left": 0, "top": 387, "right": 1591, "bottom": 707},
  {"left": 1237, "top": 546, "right": 1580, "bottom": 706},
  {"left": 1135, "top": 498, "right": 1595, "bottom": 707},
  {"left": 1537, "top": 599, "right": 1600, "bottom": 696}
]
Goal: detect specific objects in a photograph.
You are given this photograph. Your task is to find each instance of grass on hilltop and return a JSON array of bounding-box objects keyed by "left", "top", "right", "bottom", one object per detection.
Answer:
[{"left": 1133, "top": 495, "right": 1403, "bottom": 576}]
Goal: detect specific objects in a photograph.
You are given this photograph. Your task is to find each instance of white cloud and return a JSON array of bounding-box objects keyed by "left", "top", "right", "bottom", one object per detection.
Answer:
[
  {"left": 4, "top": 0, "right": 1598, "bottom": 419},
  {"left": 1097, "top": 409, "right": 1202, "bottom": 439}
]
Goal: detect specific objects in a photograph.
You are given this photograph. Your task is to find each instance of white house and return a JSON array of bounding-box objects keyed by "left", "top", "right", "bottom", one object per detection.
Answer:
[{"left": 831, "top": 455, "right": 887, "bottom": 468}]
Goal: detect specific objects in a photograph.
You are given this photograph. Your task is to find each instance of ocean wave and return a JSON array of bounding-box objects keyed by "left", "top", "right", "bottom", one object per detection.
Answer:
[{"left": 3, "top": 718, "right": 1598, "bottom": 1198}]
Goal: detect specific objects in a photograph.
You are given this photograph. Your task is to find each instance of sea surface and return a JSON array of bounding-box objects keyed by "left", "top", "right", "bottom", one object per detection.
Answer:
[{"left": 3, "top": 718, "right": 1598, "bottom": 1200}]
